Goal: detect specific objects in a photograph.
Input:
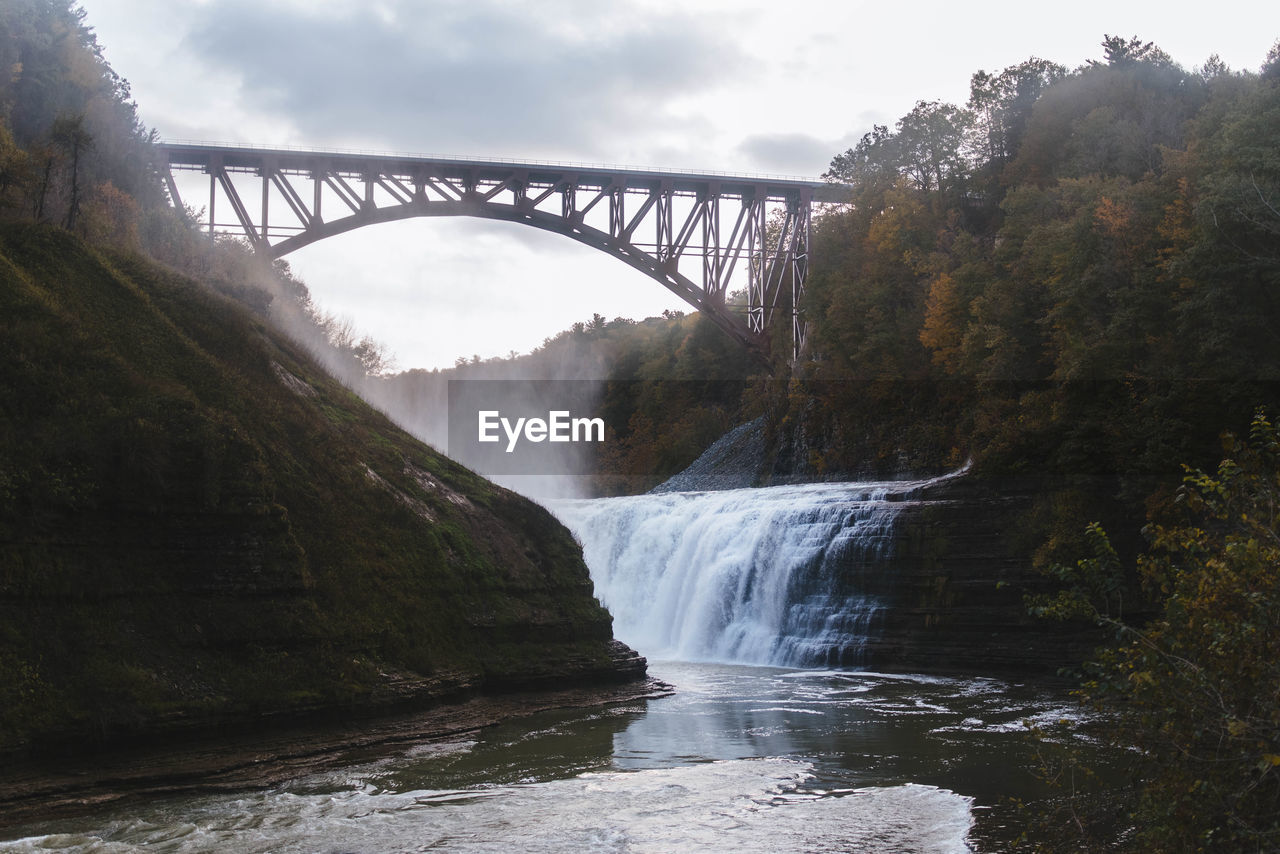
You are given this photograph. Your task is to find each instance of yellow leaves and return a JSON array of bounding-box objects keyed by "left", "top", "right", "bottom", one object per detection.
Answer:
[
  {"left": 1156, "top": 185, "right": 1198, "bottom": 288},
  {"left": 1093, "top": 194, "right": 1146, "bottom": 267},
  {"left": 919, "top": 271, "right": 964, "bottom": 373},
  {"left": 1094, "top": 195, "right": 1133, "bottom": 238},
  {"left": 866, "top": 182, "right": 930, "bottom": 258},
  {"left": 1130, "top": 669, "right": 1156, "bottom": 687}
]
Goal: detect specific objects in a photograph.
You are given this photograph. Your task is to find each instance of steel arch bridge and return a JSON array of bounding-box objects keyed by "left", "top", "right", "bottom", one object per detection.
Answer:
[{"left": 157, "top": 142, "right": 830, "bottom": 364}]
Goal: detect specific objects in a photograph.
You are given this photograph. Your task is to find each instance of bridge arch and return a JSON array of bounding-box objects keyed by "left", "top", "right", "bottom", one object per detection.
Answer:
[{"left": 158, "top": 142, "right": 825, "bottom": 364}]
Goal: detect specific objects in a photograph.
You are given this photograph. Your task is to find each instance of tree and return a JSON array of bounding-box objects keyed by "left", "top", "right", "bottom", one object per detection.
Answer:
[
  {"left": 1008, "top": 39, "right": 1197, "bottom": 186},
  {"left": 826, "top": 102, "right": 973, "bottom": 201},
  {"left": 1197, "top": 54, "right": 1231, "bottom": 80},
  {"left": 1191, "top": 80, "right": 1280, "bottom": 265},
  {"left": 1, "top": 0, "right": 165, "bottom": 220},
  {"left": 81, "top": 179, "right": 139, "bottom": 248},
  {"left": 1263, "top": 40, "right": 1280, "bottom": 81},
  {"left": 0, "top": 122, "right": 33, "bottom": 211},
  {"left": 1093, "top": 34, "right": 1174, "bottom": 69},
  {"left": 1167, "top": 72, "right": 1280, "bottom": 387},
  {"left": 967, "top": 57, "right": 1067, "bottom": 167},
  {"left": 1046, "top": 412, "right": 1280, "bottom": 850},
  {"left": 894, "top": 100, "right": 971, "bottom": 197},
  {"left": 824, "top": 123, "right": 900, "bottom": 210},
  {"left": 309, "top": 311, "right": 395, "bottom": 377},
  {"left": 50, "top": 112, "right": 91, "bottom": 230}
]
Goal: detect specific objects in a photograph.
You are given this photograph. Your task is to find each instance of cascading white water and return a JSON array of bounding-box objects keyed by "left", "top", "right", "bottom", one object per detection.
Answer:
[{"left": 554, "top": 480, "right": 928, "bottom": 667}]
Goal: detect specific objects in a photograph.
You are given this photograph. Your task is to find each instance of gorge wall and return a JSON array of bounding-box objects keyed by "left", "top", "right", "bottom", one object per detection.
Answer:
[
  {"left": 0, "top": 224, "right": 644, "bottom": 758},
  {"left": 860, "top": 475, "right": 1103, "bottom": 675}
]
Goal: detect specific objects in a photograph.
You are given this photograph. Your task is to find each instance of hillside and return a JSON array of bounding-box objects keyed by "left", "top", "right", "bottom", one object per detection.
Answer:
[{"left": 0, "top": 222, "right": 643, "bottom": 755}]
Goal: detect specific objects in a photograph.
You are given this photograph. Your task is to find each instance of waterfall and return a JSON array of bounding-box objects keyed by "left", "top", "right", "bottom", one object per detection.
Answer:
[{"left": 554, "top": 480, "right": 927, "bottom": 668}]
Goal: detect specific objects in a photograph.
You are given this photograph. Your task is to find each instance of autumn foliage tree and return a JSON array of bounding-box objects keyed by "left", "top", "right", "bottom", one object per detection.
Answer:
[
  {"left": 0, "top": 0, "right": 168, "bottom": 238},
  {"left": 1035, "top": 413, "right": 1280, "bottom": 850},
  {"left": 782, "top": 36, "right": 1280, "bottom": 494}
]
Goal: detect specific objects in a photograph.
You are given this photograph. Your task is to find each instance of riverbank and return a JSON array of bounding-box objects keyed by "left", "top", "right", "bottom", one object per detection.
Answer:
[{"left": 0, "top": 674, "right": 671, "bottom": 831}]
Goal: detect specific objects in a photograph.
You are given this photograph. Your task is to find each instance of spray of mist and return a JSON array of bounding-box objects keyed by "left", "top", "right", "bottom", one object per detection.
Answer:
[{"left": 247, "top": 256, "right": 617, "bottom": 500}]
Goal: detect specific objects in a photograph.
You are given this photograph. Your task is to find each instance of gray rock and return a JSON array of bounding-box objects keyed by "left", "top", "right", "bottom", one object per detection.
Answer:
[{"left": 649, "top": 417, "right": 768, "bottom": 493}]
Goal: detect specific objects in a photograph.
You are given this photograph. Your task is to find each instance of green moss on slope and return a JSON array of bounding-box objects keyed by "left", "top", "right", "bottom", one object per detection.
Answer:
[{"left": 0, "top": 223, "right": 626, "bottom": 752}]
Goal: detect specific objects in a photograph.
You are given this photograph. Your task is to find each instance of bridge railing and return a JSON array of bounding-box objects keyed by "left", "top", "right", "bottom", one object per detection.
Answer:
[{"left": 159, "top": 139, "right": 827, "bottom": 187}]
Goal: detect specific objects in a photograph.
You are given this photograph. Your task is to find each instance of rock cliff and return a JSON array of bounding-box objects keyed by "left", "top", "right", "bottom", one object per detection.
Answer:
[
  {"left": 858, "top": 475, "right": 1104, "bottom": 675},
  {"left": 0, "top": 224, "right": 644, "bottom": 756}
]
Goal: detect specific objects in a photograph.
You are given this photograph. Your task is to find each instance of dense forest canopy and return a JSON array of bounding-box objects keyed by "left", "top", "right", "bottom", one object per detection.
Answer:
[
  {"left": 799, "top": 34, "right": 1280, "bottom": 481},
  {"left": 792, "top": 34, "right": 1280, "bottom": 849}
]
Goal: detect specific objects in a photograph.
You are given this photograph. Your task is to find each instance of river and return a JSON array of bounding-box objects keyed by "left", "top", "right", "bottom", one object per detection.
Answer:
[{"left": 2, "top": 481, "right": 1098, "bottom": 852}]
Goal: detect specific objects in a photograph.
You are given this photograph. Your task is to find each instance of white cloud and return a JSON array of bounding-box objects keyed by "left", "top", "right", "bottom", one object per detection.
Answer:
[{"left": 178, "top": 0, "right": 747, "bottom": 159}]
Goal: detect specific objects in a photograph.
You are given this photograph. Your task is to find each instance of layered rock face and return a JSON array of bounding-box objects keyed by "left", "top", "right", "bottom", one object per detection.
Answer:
[{"left": 855, "top": 476, "right": 1104, "bottom": 676}]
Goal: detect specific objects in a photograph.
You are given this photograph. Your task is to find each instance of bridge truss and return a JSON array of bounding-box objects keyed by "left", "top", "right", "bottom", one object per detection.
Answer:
[{"left": 158, "top": 142, "right": 826, "bottom": 363}]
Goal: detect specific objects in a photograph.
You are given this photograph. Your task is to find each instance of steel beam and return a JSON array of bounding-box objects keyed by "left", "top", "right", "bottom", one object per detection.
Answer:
[{"left": 158, "top": 142, "right": 825, "bottom": 365}]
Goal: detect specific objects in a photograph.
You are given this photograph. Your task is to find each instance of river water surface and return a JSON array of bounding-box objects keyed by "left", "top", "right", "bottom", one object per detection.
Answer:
[
  {"left": 3, "top": 482, "right": 1096, "bottom": 851},
  {"left": 4, "top": 662, "right": 1083, "bottom": 852}
]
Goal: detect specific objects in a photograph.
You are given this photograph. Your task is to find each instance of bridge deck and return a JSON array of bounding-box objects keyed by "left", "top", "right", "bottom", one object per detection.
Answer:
[{"left": 159, "top": 142, "right": 838, "bottom": 202}]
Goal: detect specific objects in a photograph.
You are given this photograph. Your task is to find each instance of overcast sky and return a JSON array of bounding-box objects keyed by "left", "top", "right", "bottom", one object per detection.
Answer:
[{"left": 82, "top": 0, "right": 1278, "bottom": 370}]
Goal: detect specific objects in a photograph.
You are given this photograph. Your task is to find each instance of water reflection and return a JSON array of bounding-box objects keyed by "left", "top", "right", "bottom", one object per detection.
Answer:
[
  {"left": 2, "top": 663, "right": 1097, "bottom": 853},
  {"left": 362, "top": 703, "right": 643, "bottom": 793},
  {"left": 613, "top": 664, "right": 1079, "bottom": 805}
]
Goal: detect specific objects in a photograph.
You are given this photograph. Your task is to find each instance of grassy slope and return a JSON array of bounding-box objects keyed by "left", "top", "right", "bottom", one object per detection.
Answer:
[{"left": 0, "top": 223, "right": 622, "bottom": 752}]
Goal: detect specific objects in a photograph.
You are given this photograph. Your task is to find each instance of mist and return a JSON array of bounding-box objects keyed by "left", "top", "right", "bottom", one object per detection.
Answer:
[
  {"left": 364, "top": 337, "right": 616, "bottom": 501},
  {"left": 252, "top": 262, "right": 624, "bottom": 501}
]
